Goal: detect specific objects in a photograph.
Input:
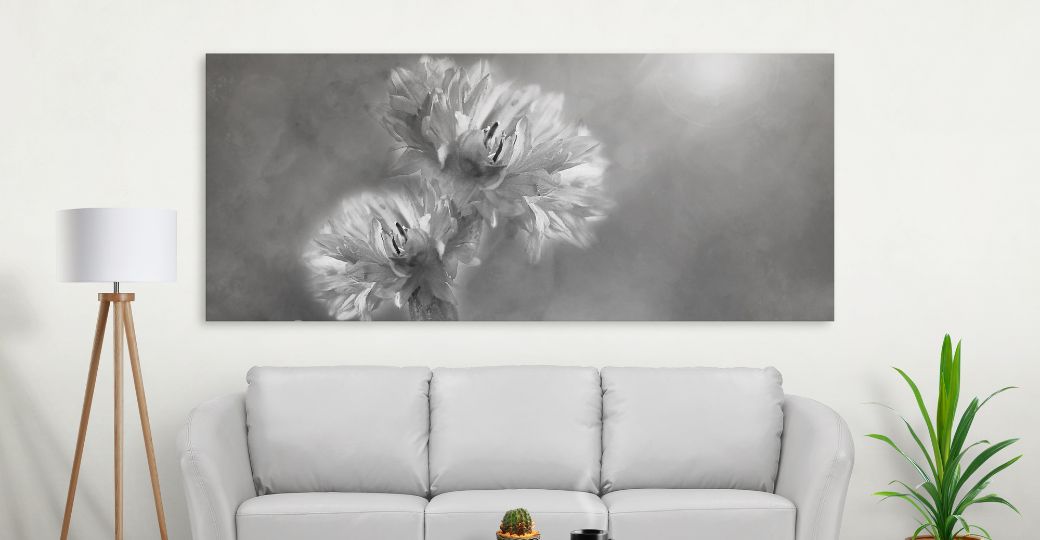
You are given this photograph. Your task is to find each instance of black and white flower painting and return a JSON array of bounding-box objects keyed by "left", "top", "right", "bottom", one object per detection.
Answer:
[{"left": 206, "top": 54, "right": 833, "bottom": 321}]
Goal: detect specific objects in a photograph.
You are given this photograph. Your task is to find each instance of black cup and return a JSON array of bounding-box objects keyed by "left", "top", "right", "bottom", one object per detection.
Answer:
[{"left": 570, "top": 529, "right": 608, "bottom": 540}]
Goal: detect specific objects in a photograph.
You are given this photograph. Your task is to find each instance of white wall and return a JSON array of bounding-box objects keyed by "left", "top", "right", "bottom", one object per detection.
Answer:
[{"left": 2, "top": 1, "right": 1038, "bottom": 538}]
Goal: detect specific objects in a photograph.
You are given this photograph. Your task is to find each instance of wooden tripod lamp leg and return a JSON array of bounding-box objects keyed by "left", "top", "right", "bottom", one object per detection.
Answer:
[
  {"left": 60, "top": 300, "right": 111, "bottom": 540},
  {"left": 123, "top": 302, "right": 170, "bottom": 540},
  {"left": 61, "top": 293, "right": 166, "bottom": 540},
  {"left": 113, "top": 301, "right": 125, "bottom": 540}
]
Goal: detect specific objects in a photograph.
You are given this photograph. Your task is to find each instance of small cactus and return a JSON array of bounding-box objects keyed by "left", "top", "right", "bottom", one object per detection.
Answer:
[
  {"left": 497, "top": 508, "right": 539, "bottom": 539},
  {"left": 500, "top": 508, "right": 533, "bottom": 535}
]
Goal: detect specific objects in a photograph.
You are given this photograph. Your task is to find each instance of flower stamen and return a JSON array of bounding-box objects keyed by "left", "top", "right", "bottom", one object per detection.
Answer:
[{"left": 483, "top": 121, "right": 499, "bottom": 145}]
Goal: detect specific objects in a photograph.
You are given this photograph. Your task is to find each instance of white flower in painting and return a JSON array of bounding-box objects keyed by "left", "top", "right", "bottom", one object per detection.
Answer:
[
  {"left": 381, "top": 56, "right": 611, "bottom": 261},
  {"left": 306, "top": 177, "right": 480, "bottom": 321}
]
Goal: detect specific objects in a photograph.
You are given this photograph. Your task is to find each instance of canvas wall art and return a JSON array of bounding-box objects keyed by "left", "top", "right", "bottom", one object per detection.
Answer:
[{"left": 206, "top": 54, "right": 833, "bottom": 321}]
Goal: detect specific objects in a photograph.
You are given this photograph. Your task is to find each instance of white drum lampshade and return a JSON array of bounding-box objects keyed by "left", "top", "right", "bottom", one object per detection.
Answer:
[{"left": 58, "top": 208, "right": 177, "bottom": 283}]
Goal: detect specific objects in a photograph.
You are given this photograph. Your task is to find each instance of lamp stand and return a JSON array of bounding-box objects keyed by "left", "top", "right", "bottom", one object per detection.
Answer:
[{"left": 60, "top": 289, "right": 169, "bottom": 540}]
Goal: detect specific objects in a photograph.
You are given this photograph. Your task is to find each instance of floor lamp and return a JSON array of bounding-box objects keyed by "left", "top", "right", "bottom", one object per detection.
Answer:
[{"left": 58, "top": 208, "right": 176, "bottom": 540}]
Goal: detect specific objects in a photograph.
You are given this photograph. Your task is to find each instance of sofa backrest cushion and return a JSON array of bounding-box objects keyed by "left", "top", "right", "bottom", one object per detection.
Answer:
[
  {"left": 429, "top": 366, "right": 601, "bottom": 495},
  {"left": 600, "top": 367, "right": 785, "bottom": 493},
  {"left": 245, "top": 366, "right": 431, "bottom": 497}
]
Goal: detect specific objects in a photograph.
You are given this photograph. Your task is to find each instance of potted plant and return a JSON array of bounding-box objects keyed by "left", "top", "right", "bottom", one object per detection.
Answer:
[
  {"left": 497, "top": 508, "right": 541, "bottom": 540},
  {"left": 868, "top": 335, "right": 1021, "bottom": 540}
]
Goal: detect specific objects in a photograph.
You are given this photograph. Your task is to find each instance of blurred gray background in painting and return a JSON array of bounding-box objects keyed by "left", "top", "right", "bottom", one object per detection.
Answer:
[{"left": 206, "top": 54, "right": 833, "bottom": 321}]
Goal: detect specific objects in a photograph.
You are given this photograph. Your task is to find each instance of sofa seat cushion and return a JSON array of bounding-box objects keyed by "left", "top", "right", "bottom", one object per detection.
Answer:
[
  {"left": 603, "top": 489, "right": 795, "bottom": 540},
  {"left": 236, "top": 492, "right": 426, "bottom": 540},
  {"left": 425, "top": 489, "right": 608, "bottom": 540},
  {"left": 245, "top": 366, "right": 432, "bottom": 496},
  {"left": 430, "top": 366, "right": 602, "bottom": 494},
  {"left": 601, "top": 367, "right": 785, "bottom": 493}
]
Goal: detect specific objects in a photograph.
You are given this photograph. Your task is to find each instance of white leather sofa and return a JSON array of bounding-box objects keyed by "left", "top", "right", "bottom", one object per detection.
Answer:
[{"left": 178, "top": 366, "right": 853, "bottom": 540}]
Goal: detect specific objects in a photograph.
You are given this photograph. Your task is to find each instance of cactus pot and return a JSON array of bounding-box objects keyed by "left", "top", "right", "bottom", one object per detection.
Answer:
[{"left": 496, "top": 534, "right": 540, "bottom": 540}]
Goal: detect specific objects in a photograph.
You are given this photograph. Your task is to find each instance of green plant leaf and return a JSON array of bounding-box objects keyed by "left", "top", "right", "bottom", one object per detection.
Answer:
[
  {"left": 979, "top": 386, "right": 1017, "bottom": 409},
  {"left": 955, "top": 455, "right": 1021, "bottom": 514},
  {"left": 938, "top": 337, "right": 961, "bottom": 467},
  {"left": 937, "top": 336, "right": 952, "bottom": 464},
  {"left": 901, "top": 417, "right": 939, "bottom": 480},
  {"left": 910, "top": 522, "right": 933, "bottom": 540},
  {"left": 893, "top": 366, "right": 941, "bottom": 466},
  {"left": 973, "top": 523, "right": 994, "bottom": 540},
  {"left": 920, "top": 479, "right": 943, "bottom": 509},
  {"left": 948, "top": 397, "right": 980, "bottom": 464},
  {"left": 868, "top": 401, "right": 940, "bottom": 479},
  {"left": 875, "top": 491, "right": 937, "bottom": 525},
  {"left": 955, "top": 480, "right": 989, "bottom": 516},
  {"left": 955, "top": 515, "right": 970, "bottom": 537},
  {"left": 943, "top": 513, "right": 959, "bottom": 538},
  {"left": 889, "top": 480, "right": 940, "bottom": 518},
  {"left": 956, "top": 438, "right": 1019, "bottom": 493},
  {"left": 970, "top": 494, "right": 1020, "bottom": 514},
  {"left": 944, "top": 439, "right": 991, "bottom": 485},
  {"left": 941, "top": 399, "right": 982, "bottom": 508},
  {"left": 867, "top": 434, "right": 930, "bottom": 481},
  {"left": 949, "top": 340, "right": 962, "bottom": 446}
]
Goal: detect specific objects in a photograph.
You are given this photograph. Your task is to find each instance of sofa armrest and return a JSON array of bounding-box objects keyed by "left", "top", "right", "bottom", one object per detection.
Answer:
[
  {"left": 774, "top": 394, "right": 854, "bottom": 540},
  {"left": 177, "top": 393, "right": 256, "bottom": 540}
]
